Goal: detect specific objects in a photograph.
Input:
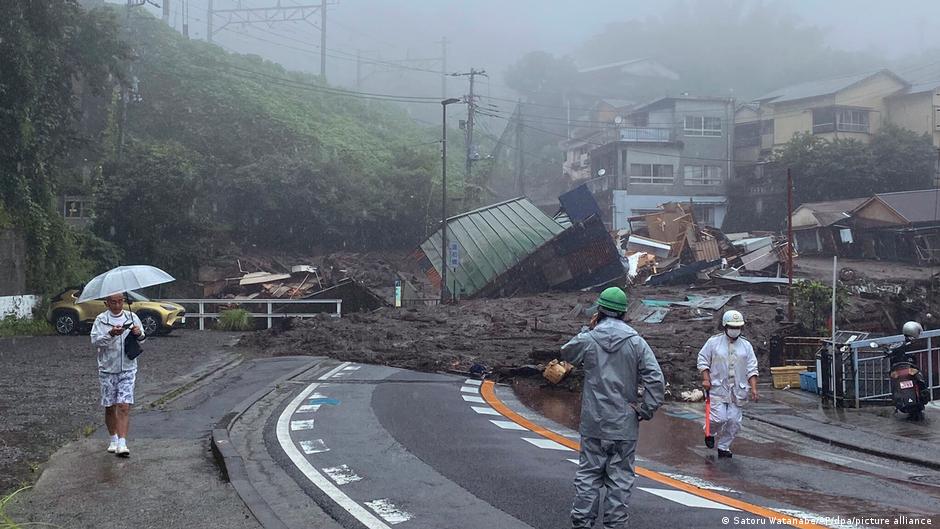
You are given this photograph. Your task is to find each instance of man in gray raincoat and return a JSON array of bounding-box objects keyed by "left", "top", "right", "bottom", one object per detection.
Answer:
[{"left": 561, "top": 287, "right": 665, "bottom": 529}]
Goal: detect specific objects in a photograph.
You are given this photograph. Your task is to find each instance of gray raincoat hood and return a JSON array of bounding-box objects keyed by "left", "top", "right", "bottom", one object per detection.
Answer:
[{"left": 561, "top": 317, "right": 665, "bottom": 440}]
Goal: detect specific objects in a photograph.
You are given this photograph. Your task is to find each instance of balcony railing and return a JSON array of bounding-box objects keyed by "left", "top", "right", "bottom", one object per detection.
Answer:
[{"left": 619, "top": 127, "right": 673, "bottom": 143}]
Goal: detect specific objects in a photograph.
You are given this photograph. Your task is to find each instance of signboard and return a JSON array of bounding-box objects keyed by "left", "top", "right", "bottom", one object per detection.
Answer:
[
  {"left": 448, "top": 241, "right": 460, "bottom": 271},
  {"left": 394, "top": 280, "right": 402, "bottom": 308}
]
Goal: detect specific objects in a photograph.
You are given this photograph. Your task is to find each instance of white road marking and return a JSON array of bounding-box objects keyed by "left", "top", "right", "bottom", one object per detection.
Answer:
[
  {"left": 343, "top": 365, "right": 361, "bottom": 371},
  {"left": 290, "top": 419, "right": 316, "bottom": 431},
  {"left": 319, "top": 362, "right": 352, "bottom": 381},
  {"left": 521, "top": 437, "right": 574, "bottom": 451},
  {"left": 331, "top": 371, "right": 349, "bottom": 377},
  {"left": 567, "top": 458, "right": 580, "bottom": 465},
  {"left": 460, "top": 386, "right": 479, "bottom": 393},
  {"left": 364, "top": 499, "right": 412, "bottom": 525},
  {"left": 297, "top": 404, "right": 321, "bottom": 413},
  {"left": 300, "top": 439, "right": 330, "bottom": 454},
  {"left": 277, "top": 375, "right": 392, "bottom": 529},
  {"left": 464, "top": 379, "right": 483, "bottom": 386},
  {"left": 471, "top": 406, "right": 501, "bottom": 416},
  {"left": 462, "top": 395, "right": 485, "bottom": 403},
  {"left": 661, "top": 473, "right": 737, "bottom": 493},
  {"left": 489, "top": 420, "right": 527, "bottom": 430},
  {"left": 638, "top": 488, "right": 739, "bottom": 510},
  {"left": 322, "top": 464, "right": 363, "bottom": 485}
]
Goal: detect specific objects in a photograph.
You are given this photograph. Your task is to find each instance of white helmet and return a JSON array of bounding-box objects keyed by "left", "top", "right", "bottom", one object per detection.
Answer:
[
  {"left": 722, "top": 310, "right": 745, "bottom": 328},
  {"left": 902, "top": 321, "right": 923, "bottom": 340}
]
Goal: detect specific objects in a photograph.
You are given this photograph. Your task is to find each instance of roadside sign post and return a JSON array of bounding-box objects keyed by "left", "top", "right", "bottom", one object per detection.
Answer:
[
  {"left": 448, "top": 241, "right": 460, "bottom": 303},
  {"left": 394, "top": 279, "right": 402, "bottom": 308}
]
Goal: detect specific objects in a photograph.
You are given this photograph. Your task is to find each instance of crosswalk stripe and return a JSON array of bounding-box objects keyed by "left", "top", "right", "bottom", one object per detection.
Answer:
[
  {"left": 464, "top": 379, "right": 483, "bottom": 386},
  {"left": 471, "top": 406, "right": 501, "bottom": 416},
  {"left": 638, "top": 487, "right": 740, "bottom": 510},
  {"left": 462, "top": 395, "right": 485, "bottom": 403},
  {"left": 290, "top": 419, "right": 316, "bottom": 431},
  {"left": 521, "top": 437, "right": 574, "bottom": 451},
  {"left": 490, "top": 420, "right": 527, "bottom": 430},
  {"left": 299, "top": 439, "right": 330, "bottom": 454},
  {"left": 460, "top": 386, "right": 479, "bottom": 393}
]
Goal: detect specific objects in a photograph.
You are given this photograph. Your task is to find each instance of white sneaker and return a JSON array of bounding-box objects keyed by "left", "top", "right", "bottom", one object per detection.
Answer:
[
  {"left": 116, "top": 445, "right": 130, "bottom": 458},
  {"left": 107, "top": 440, "right": 118, "bottom": 453}
]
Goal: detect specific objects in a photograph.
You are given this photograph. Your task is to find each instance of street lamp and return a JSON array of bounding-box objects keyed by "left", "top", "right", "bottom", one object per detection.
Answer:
[{"left": 441, "top": 97, "right": 462, "bottom": 304}]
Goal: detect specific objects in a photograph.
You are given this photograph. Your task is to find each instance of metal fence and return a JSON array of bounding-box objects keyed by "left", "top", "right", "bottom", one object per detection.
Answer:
[
  {"left": 164, "top": 298, "right": 342, "bottom": 330},
  {"left": 846, "top": 329, "right": 940, "bottom": 408}
]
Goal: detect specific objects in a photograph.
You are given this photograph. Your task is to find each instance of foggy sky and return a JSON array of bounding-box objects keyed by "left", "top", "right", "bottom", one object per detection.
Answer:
[{"left": 133, "top": 0, "right": 940, "bottom": 102}]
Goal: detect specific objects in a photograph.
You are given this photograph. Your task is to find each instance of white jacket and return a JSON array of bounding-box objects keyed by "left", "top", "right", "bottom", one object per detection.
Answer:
[
  {"left": 91, "top": 310, "right": 146, "bottom": 374},
  {"left": 696, "top": 334, "right": 758, "bottom": 404}
]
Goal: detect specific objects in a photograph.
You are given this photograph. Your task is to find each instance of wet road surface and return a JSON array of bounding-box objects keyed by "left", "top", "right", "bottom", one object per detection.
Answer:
[{"left": 512, "top": 380, "right": 940, "bottom": 527}]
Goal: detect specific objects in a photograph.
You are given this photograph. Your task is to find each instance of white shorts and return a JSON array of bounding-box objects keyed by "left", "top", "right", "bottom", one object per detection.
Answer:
[{"left": 99, "top": 370, "right": 137, "bottom": 407}]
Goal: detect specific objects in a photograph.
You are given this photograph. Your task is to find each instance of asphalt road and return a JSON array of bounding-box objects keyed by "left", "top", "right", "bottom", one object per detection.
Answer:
[{"left": 269, "top": 363, "right": 784, "bottom": 529}]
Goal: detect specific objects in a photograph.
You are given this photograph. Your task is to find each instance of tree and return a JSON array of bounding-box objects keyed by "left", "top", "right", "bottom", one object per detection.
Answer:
[
  {"left": 503, "top": 51, "right": 578, "bottom": 107},
  {"left": 774, "top": 127, "right": 936, "bottom": 208},
  {"left": 869, "top": 124, "right": 936, "bottom": 193},
  {"left": 0, "top": 1, "right": 128, "bottom": 293}
]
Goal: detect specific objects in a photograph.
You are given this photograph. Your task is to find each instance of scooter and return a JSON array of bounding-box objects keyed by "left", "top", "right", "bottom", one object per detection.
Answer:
[{"left": 874, "top": 321, "right": 931, "bottom": 421}]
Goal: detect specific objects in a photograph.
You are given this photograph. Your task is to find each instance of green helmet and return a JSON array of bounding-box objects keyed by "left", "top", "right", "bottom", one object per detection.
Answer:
[{"left": 597, "top": 287, "right": 628, "bottom": 313}]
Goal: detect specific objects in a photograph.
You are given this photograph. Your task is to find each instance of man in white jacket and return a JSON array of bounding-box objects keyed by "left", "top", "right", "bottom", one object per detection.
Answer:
[
  {"left": 91, "top": 292, "right": 146, "bottom": 457},
  {"left": 697, "top": 309, "right": 759, "bottom": 458}
]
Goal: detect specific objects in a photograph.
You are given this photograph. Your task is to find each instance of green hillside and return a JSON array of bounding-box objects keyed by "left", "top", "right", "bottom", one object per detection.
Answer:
[{"left": 93, "top": 8, "right": 453, "bottom": 278}]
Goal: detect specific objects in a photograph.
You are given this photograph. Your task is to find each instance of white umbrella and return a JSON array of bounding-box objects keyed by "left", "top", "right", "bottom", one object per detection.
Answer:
[{"left": 77, "top": 265, "right": 176, "bottom": 303}]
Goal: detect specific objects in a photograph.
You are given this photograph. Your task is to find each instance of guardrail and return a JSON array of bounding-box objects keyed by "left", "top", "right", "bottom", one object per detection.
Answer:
[
  {"left": 163, "top": 298, "right": 342, "bottom": 330},
  {"left": 847, "top": 329, "right": 940, "bottom": 407}
]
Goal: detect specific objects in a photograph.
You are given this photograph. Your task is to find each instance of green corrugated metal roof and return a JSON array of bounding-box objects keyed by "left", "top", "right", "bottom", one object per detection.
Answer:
[{"left": 420, "top": 197, "right": 566, "bottom": 297}]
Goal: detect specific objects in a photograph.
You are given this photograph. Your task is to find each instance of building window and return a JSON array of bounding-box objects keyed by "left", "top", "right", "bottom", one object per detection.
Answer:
[
  {"left": 836, "top": 110, "right": 869, "bottom": 133},
  {"left": 761, "top": 119, "right": 774, "bottom": 135},
  {"left": 630, "top": 163, "right": 674, "bottom": 184},
  {"left": 684, "top": 116, "right": 721, "bottom": 137},
  {"left": 812, "top": 108, "right": 835, "bottom": 134},
  {"left": 684, "top": 165, "right": 723, "bottom": 186},
  {"left": 734, "top": 122, "right": 759, "bottom": 147},
  {"left": 64, "top": 199, "right": 86, "bottom": 218}
]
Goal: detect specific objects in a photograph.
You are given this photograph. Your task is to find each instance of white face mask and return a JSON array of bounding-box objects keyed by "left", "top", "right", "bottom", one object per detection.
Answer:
[{"left": 726, "top": 328, "right": 742, "bottom": 340}]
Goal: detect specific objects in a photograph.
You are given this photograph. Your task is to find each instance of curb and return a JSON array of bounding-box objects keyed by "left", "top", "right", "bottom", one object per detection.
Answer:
[
  {"left": 209, "top": 358, "right": 331, "bottom": 529},
  {"left": 744, "top": 411, "right": 940, "bottom": 471},
  {"left": 141, "top": 351, "right": 245, "bottom": 409}
]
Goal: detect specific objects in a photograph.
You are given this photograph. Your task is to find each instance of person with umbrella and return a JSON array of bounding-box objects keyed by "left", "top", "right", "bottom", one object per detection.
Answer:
[
  {"left": 697, "top": 309, "right": 759, "bottom": 458},
  {"left": 82, "top": 265, "right": 174, "bottom": 458},
  {"left": 91, "top": 292, "right": 146, "bottom": 457}
]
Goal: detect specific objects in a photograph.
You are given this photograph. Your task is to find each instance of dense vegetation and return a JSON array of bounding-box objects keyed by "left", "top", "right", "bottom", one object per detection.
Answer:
[
  {"left": 723, "top": 125, "right": 937, "bottom": 232},
  {"left": 93, "top": 10, "right": 451, "bottom": 280},
  {"left": 0, "top": 1, "right": 127, "bottom": 293},
  {"left": 3, "top": 3, "right": 455, "bottom": 293}
]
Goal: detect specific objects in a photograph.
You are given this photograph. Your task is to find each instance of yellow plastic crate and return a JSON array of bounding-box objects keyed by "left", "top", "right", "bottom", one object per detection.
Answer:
[{"left": 770, "top": 366, "right": 805, "bottom": 389}]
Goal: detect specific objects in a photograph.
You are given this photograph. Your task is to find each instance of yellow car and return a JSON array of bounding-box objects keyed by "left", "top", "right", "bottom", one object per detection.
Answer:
[{"left": 47, "top": 288, "right": 186, "bottom": 336}]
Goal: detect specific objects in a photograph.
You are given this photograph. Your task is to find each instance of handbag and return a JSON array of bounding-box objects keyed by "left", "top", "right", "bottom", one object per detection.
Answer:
[{"left": 124, "top": 332, "right": 143, "bottom": 360}]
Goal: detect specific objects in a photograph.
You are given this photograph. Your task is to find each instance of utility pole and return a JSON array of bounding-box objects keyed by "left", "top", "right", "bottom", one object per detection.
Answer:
[
  {"left": 440, "top": 98, "right": 462, "bottom": 303},
  {"left": 516, "top": 101, "right": 524, "bottom": 196},
  {"left": 205, "top": 1, "right": 330, "bottom": 60},
  {"left": 452, "top": 68, "right": 487, "bottom": 205},
  {"left": 206, "top": 0, "right": 213, "bottom": 42},
  {"left": 436, "top": 37, "right": 449, "bottom": 99},
  {"left": 787, "top": 167, "right": 794, "bottom": 320},
  {"left": 320, "top": 0, "right": 327, "bottom": 78},
  {"left": 163, "top": 0, "right": 170, "bottom": 24},
  {"left": 182, "top": 0, "right": 189, "bottom": 38}
]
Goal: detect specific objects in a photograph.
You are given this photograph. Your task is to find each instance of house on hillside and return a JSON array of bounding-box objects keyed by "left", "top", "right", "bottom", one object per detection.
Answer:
[
  {"left": 850, "top": 189, "right": 940, "bottom": 263},
  {"left": 787, "top": 189, "right": 940, "bottom": 264},
  {"left": 789, "top": 197, "right": 868, "bottom": 255},
  {"left": 586, "top": 95, "right": 735, "bottom": 230}
]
